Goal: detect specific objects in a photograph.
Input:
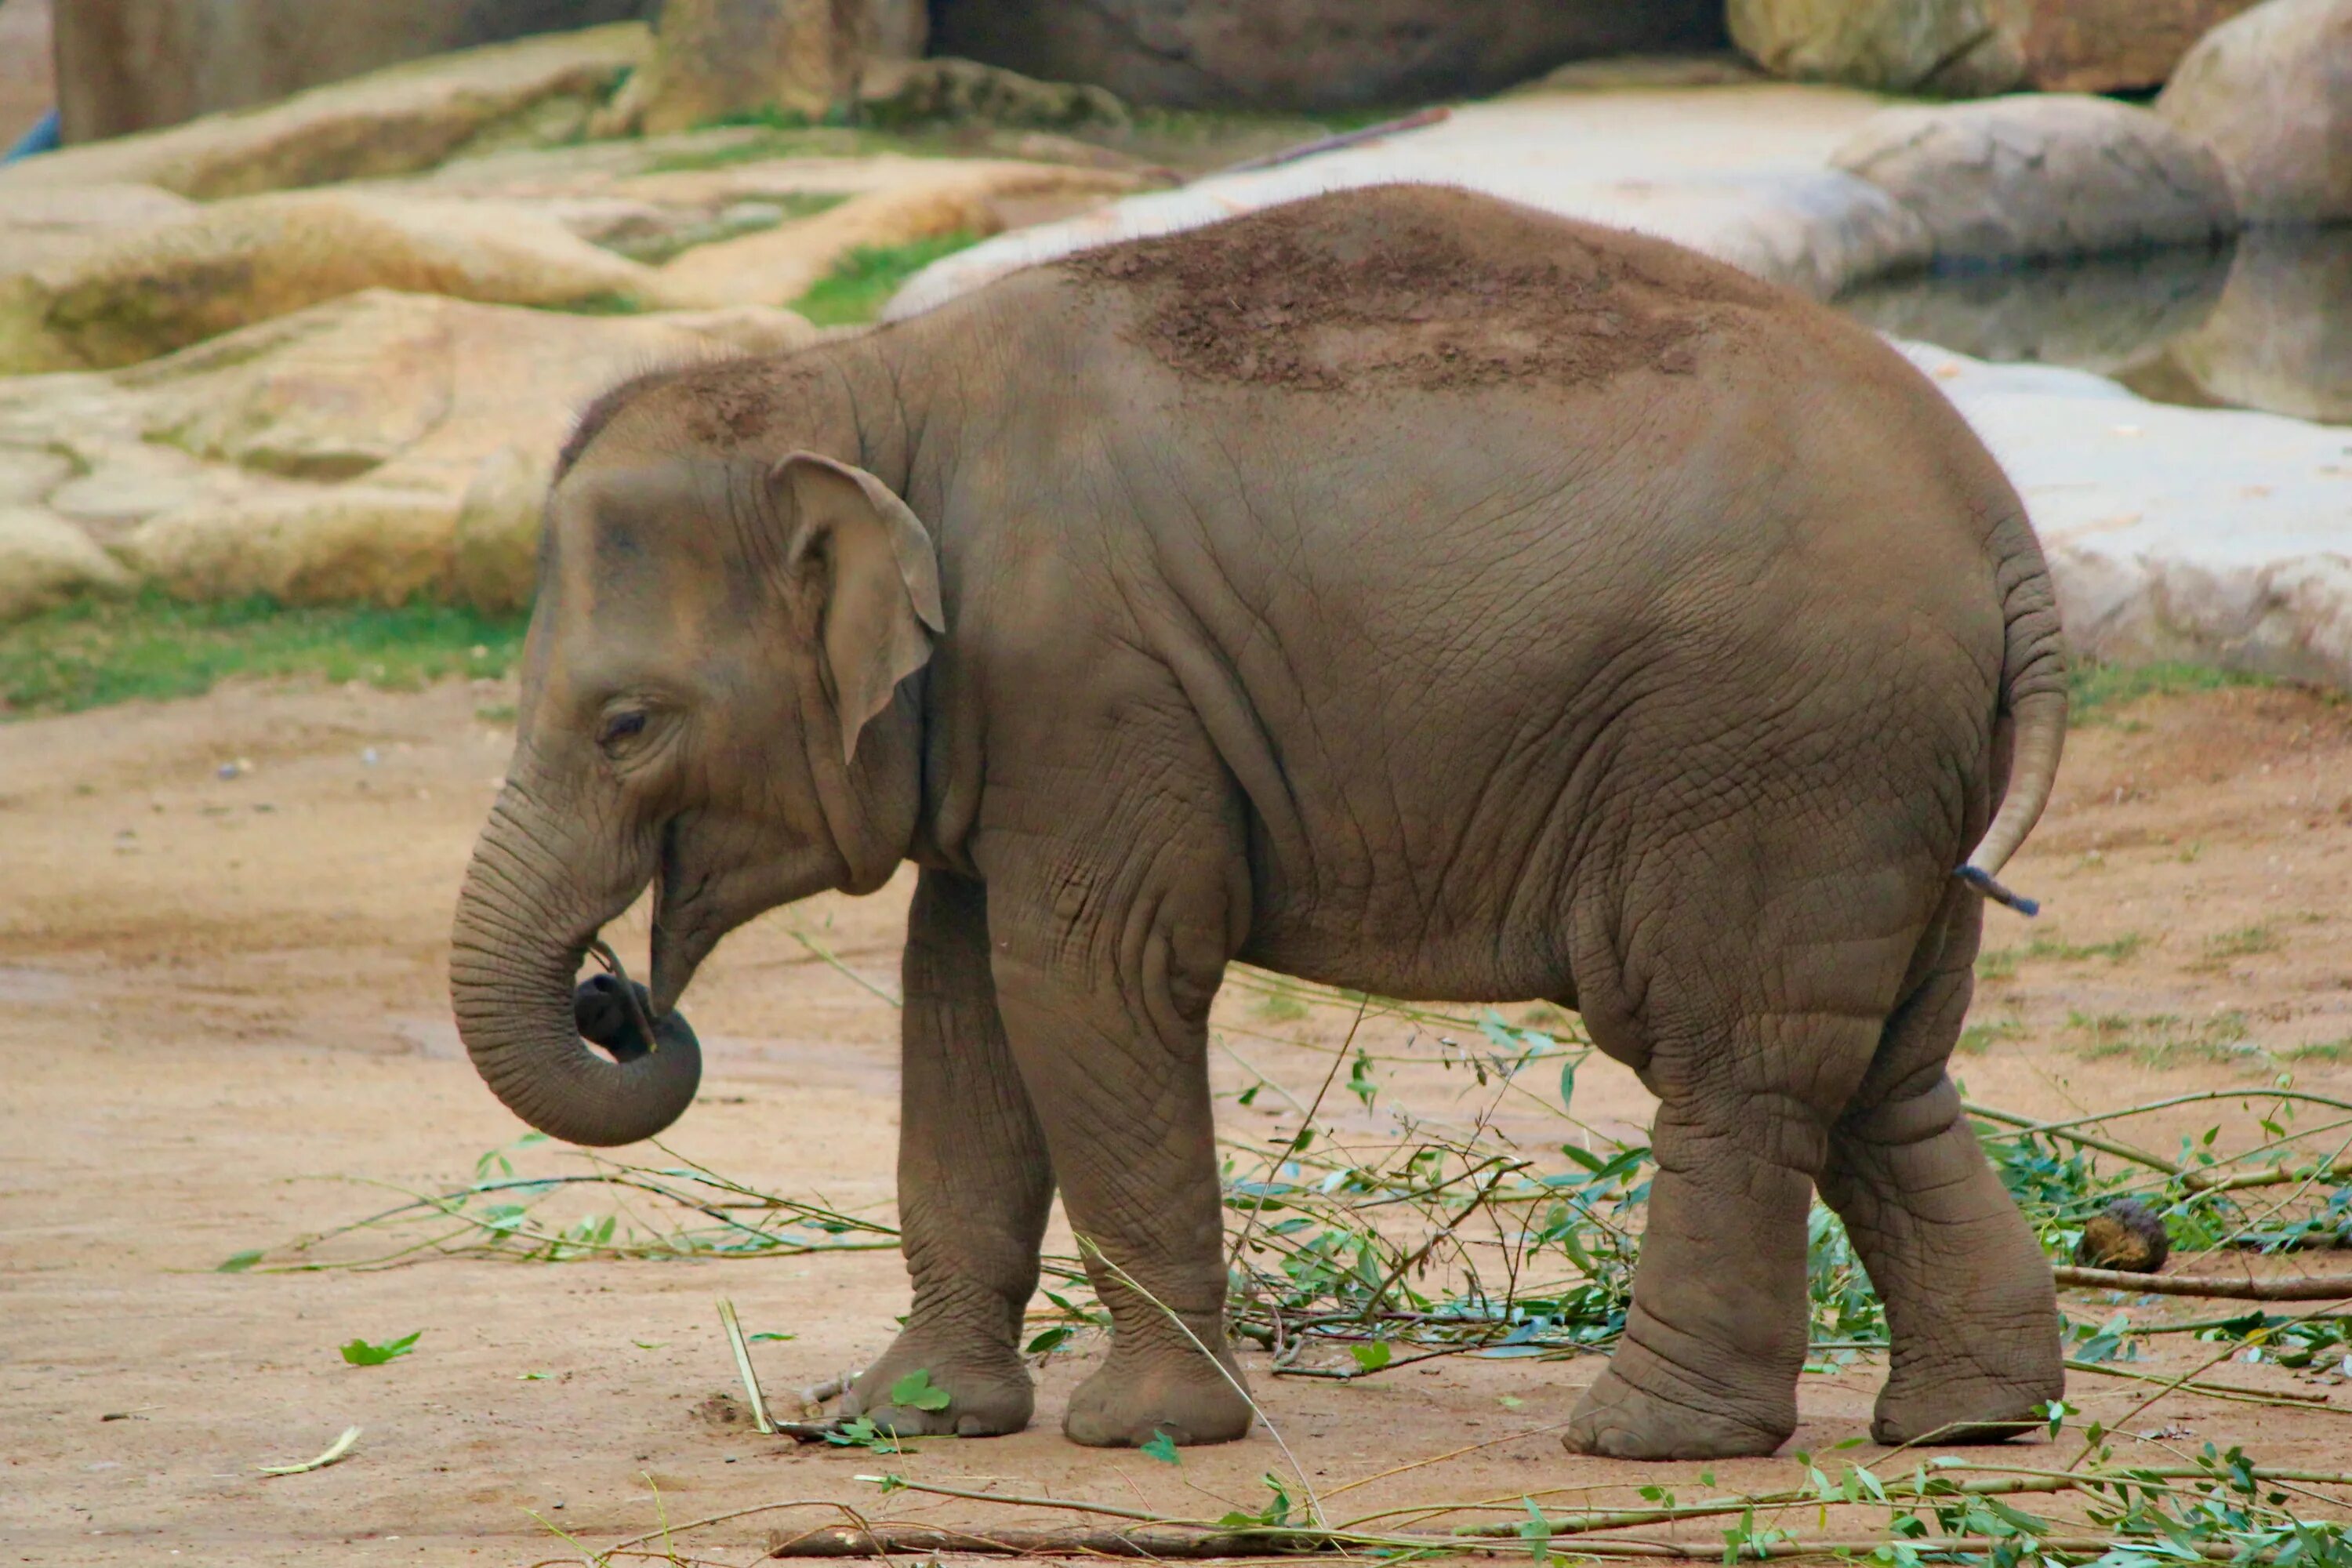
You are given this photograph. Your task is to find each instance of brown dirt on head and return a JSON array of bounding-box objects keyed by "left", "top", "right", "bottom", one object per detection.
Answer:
[{"left": 1065, "top": 184, "right": 1777, "bottom": 394}]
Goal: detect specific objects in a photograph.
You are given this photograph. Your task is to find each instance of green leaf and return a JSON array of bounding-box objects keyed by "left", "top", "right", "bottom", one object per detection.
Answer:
[
  {"left": 888, "top": 1369, "right": 952, "bottom": 1411},
  {"left": 748, "top": 1331, "right": 797, "bottom": 1343},
  {"left": 217, "top": 1250, "right": 263, "bottom": 1273},
  {"left": 1349, "top": 1341, "right": 1393, "bottom": 1373},
  {"left": 339, "top": 1330, "right": 422, "bottom": 1367},
  {"left": 1140, "top": 1428, "right": 1182, "bottom": 1465},
  {"left": 1025, "top": 1326, "right": 1074, "bottom": 1356},
  {"left": 1558, "top": 1058, "right": 1577, "bottom": 1114},
  {"left": 517, "top": 1370, "right": 548, "bottom": 1380}
]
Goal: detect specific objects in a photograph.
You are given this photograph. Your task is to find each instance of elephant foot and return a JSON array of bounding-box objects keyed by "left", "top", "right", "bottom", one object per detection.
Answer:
[
  {"left": 1872, "top": 1356, "right": 2063, "bottom": 1447},
  {"left": 840, "top": 1327, "right": 1034, "bottom": 1438},
  {"left": 1062, "top": 1348, "right": 1254, "bottom": 1447},
  {"left": 1563, "top": 1363, "right": 1794, "bottom": 1461}
]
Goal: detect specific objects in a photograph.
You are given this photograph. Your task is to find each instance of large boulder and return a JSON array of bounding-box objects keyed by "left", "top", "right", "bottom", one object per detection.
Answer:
[
  {"left": 926, "top": 0, "right": 1726, "bottom": 112},
  {"left": 2164, "top": 226, "right": 2352, "bottom": 423},
  {"left": 53, "top": 0, "right": 654, "bottom": 143},
  {"left": 2016, "top": 0, "right": 2268, "bottom": 90},
  {"left": 630, "top": 0, "right": 927, "bottom": 134},
  {"left": 0, "top": 289, "right": 816, "bottom": 614},
  {"left": 1830, "top": 96, "right": 2237, "bottom": 264},
  {"left": 1732, "top": 0, "right": 2265, "bottom": 95},
  {"left": 0, "top": 506, "right": 132, "bottom": 622},
  {"left": 2159, "top": 0, "right": 2352, "bottom": 223},
  {"left": 0, "top": 191, "right": 662, "bottom": 374},
  {"left": 0, "top": 24, "right": 647, "bottom": 201}
]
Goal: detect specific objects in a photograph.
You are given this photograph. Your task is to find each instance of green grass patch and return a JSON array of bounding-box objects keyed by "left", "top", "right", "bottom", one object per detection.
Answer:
[
  {"left": 791, "top": 232, "right": 982, "bottom": 325},
  {"left": 0, "top": 590, "right": 527, "bottom": 719},
  {"left": 1957, "top": 1018, "right": 2025, "bottom": 1055},
  {"left": 1976, "top": 928, "right": 2145, "bottom": 981},
  {"left": 2070, "top": 1008, "right": 2256, "bottom": 1069},
  {"left": 2068, "top": 658, "right": 2269, "bottom": 723},
  {"left": 539, "top": 291, "right": 656, "bottom": 316},
  {"left": 2206, "top": 924, "right": 2281, "bottom": 958},
  {"left": 2278, "top": 1039, "right": 2352, "bottom": 1065},
  {"left": 1254, "top": 991, "right": 1310, "bottom": 1024}
]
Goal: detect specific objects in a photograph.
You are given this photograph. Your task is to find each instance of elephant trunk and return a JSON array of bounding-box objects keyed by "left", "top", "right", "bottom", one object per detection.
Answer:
[{"left": 449, "top": 784, "right": 701, "bottom": 1148}]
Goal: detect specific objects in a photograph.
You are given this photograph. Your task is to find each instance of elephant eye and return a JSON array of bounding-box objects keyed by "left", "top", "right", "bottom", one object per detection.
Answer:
[{"left": 600, "top": 710, "right": 648, "bottom": 747}]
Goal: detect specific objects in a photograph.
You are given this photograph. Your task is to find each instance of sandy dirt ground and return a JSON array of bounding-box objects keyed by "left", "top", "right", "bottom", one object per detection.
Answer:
[{"left": 5, "top": 674, "right": 2352, "bottom": 1565}]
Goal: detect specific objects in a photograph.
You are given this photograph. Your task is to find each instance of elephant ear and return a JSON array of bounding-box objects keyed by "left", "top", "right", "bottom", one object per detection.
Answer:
[{"left": 773, "top": 452, "right": 946, "bottom": 762}]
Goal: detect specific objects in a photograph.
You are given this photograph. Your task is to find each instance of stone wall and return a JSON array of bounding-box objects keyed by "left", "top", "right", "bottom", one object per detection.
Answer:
[
  {"left": 0, "top": 0, "right": 53, "bottom": 149},
  {"left": 928, "top": 0, "right": 1727, "bottom": 112},
  {"left": 53, "top": 0, "right": 657, "bottom": 142}
]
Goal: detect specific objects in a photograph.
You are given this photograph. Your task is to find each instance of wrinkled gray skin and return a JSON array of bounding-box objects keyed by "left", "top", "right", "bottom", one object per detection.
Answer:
[{"left": 450, "top": 186, "right": 2068, "bottom": 1460}]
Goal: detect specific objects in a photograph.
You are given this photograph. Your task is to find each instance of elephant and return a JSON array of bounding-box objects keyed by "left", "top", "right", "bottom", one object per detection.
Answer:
[{"left": 448, "top": 183, "right": 2069, "bottom": 1461}]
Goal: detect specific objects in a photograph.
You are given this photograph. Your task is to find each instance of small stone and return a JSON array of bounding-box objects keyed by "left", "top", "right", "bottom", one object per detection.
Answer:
[{"left": 2075, "top": 1198, "right": 2171, "bottom": 1272}]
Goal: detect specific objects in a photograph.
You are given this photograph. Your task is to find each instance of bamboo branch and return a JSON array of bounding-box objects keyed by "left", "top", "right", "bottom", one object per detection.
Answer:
[{"left": 2054, "top": 1266, "right": 2352, "bottom": 1301}]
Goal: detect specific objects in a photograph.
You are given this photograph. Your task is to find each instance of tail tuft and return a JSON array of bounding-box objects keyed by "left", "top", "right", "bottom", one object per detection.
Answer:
[{"left": 1955, "top": 864, "right": 2040, "bottom": 917}]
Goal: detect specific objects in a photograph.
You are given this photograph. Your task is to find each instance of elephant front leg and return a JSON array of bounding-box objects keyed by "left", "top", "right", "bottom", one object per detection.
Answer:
[
  {"left": 1564, "top": 1096, "right": 1827, "bottom": 1459},
  {"left": 984, "top": 868, "right": 1254, "bottom": 1448},
  {"left": 841, "top": 870, "right": 1054, "bottom": 1438}
]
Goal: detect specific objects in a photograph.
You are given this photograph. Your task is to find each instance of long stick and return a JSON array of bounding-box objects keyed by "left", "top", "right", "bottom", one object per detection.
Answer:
[
  {"left": 764, "top": 1526, "right": 2326, "bottom": 1562},
  {"left": 2054, "top": 1265, "right": 2352, "bottom": 1301}
]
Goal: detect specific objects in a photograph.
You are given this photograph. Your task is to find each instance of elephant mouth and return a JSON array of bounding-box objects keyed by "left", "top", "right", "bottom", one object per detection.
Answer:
[{"left": 575, "top": 944, "right": 671, "bottom": 1063}]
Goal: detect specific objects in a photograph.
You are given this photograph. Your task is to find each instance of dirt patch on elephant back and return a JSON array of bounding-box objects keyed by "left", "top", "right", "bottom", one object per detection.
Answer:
[{"left": 1065, "top": 183, "right": 1777, "bottom": 393}]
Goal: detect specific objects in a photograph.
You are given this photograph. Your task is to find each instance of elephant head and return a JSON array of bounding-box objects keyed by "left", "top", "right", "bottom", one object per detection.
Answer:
[{"left": 449, "top": 448, "right": 943, "bottom": 1146}]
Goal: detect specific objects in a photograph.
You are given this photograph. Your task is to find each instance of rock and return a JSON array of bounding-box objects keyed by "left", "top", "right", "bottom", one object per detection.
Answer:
[
  {"left": 0, "top": 0, "right": 50, "bottom": 158},
  {"left": 635, "top": 0, "right": 925, "bottom": 135},
  {"left": 1530, "top": 171, "right": 1933, "bottom": 303},
  {"left": 2164, "top": 226, "right": 2352, "bottom": 424},
  {"left": 454, "top": 446, "right": 554, "bottom": 613},
  {"left": 0, "top": 446, "right": 75, "bottom": 507},
  {"left": 1841, "top": 245, "right": 2230, "bottom": 378},
  {"left": 0, "top": 289, "right": 817, "bottom": 608},
  {"left": 1831, "top": 96, "right": 2237, "bottom": 264},
  {"left": 1732, "top": 0, "right": 2264, "bottom": 95},
  {"left": 927, "top": 0, "right": 1726, "bottom": 112},
  {"left": 859, "top": 58, "right": 1131, "bottom": 132},
  {"left": 0, "top": 24, "right": 648, "bottom": 201},
  {"left": 2074, "top": 1200, "right": 2171, "bottom": 1272},
  {"left": 52, "top": 0, "right": 654, "bottom": 143},
  {"left": 0, "top": 183, "right": 198, "bottom": 272},
  {"left": 2016, "top": 0, "right": 2267, "bottom": 92},
  {"left": 0, "top": 506, "right": 131, "bottom": 622},
  {"left": 659, "top": 162, "right": 1145, "bottom": 309},
  {"left": 2159, "top": 0, "right": 2352, "bottom": 223},
  {"left": 1905, "top": 342, "right": 2352, "bottom": 692},
  {"left": 124, "top": 488, "right": 466, "bottom": 607},
  {"left": 1730, "top": 0, "right": 2031, "bottom": 94},
  {"left": 0, "top": 191, "right": 662, "bottom": 374}
]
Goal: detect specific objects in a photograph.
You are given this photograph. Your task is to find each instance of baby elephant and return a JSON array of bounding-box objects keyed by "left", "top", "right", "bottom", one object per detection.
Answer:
[{"left": 449, "top": 184, "right": 2067, "bottom": 1460}]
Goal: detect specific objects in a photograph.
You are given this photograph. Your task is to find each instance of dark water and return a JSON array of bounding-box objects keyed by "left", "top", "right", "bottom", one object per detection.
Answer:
[{"left": 1838, "top": 227, "right": 2352, "bottom": 427}]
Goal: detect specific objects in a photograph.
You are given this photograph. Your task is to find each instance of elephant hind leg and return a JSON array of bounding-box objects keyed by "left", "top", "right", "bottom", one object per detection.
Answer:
[
  {"left": 1817, "top": 887, "right": 2063, "bottom": 1446},
  {"left": 1563, "top": 895, "right": 1911, "bottom": 1459}
]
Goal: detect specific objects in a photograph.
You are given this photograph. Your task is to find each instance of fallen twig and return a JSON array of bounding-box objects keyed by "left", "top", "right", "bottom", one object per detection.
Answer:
[
  {"left": 1212, "top": 107, "right": 1451, "bottom": 178},
  {"left": 256, "top": 1425, "right": 361, "bottom": 1477},
  {"left": 717, "top": 1299, "right": 775, "bottom": 1435},
  {"left": 2055, "top": 1265, "right": 2352, "bottom": 1301},
  {"left": 2063, "top": 1355, "right": 2337, "bottom": 1409}
]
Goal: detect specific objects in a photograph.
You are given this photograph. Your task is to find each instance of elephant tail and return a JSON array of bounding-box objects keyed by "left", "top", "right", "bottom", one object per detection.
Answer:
[{"left": 1957, "top": 513, "right": 2068, "bottom": 917}]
